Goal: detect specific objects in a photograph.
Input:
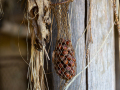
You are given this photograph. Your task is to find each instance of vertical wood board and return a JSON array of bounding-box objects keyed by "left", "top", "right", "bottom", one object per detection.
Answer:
[{"left": 87, "top": 0, "right": 115, "bottom": 90}]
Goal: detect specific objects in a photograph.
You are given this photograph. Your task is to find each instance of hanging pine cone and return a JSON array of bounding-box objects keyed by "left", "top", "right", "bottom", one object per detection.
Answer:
[{"left": 53, "top": 38, "right": 76, "bottom": 80}]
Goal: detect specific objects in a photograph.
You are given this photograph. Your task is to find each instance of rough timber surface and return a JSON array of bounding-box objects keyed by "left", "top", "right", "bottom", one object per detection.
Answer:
[
  {"left": 87, "top": 0, "right": 115, "bottom": 90},
  {"left": 51, "top": 0, "right": 86, "bottom": 90}
]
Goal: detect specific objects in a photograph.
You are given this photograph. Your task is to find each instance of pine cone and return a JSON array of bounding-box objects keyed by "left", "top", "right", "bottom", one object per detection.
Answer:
[{"left": 53, "top": 38, "right": 76, "bottom": 80}]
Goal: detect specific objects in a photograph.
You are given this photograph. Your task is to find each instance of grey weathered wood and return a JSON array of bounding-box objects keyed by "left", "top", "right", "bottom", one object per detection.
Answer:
[
  {"left": 87, "top": 0, "right": 115, "bottom": 90},
  {"left": 51, "top": 0, "right": 86, "bottom": 90},
  {"left": 50, "top": 0, "right": 115, "bottom": 90},
  {"left": 69, "top": 0, "right": 86, "bottom": 90}
]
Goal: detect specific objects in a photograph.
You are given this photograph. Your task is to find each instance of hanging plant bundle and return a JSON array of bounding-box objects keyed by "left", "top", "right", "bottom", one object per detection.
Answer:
[
  {"left": 27, "top": 0, "right": 51, "bottom": 89},
  {"left": 51, "top": 0, "right": 76, "bottom": 81}
]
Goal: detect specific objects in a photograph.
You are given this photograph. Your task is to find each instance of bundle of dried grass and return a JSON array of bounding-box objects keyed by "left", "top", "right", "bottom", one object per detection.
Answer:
[{"left": 27, "top": 0, "right": 51, "bottom": 90}]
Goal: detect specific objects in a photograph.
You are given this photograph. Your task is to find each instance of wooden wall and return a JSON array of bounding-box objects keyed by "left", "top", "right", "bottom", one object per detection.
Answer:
[
  {"left": 50, "top": 0, "right": 115, "bottom": 90},
  {"left": 0, "top": 0, "right": 118, "bottom": 90},
  {"left": 87, "top": 0, "right": 115, "bottom": 90}
]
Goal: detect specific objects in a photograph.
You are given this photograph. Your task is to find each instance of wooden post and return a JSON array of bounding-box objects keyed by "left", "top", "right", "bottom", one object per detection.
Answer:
[
  {"left": 87, "top": 0, "right": 115, "bottom": 90},
  {"left": 115, "top": 22, "right": 120, "bottom": 90}
]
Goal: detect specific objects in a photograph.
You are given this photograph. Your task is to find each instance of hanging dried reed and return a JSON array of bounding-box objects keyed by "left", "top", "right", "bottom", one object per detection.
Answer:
[{"left": 27, "top": 0, "right": 51, "bottom": 90}]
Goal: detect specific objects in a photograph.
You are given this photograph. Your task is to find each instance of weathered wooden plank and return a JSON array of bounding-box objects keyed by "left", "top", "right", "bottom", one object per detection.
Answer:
[
  {"left": 69, "top": 0, "right": 86, "bottom": 90},
  {"left": 51, "top": 0, "right": 86, "bottom": 90},
  {"left": 87, "top": 0, "right": 115, "bottom": 90}
]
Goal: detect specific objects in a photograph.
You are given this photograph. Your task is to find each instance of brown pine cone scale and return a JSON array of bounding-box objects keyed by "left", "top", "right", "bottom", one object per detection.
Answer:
[{"left": 53, "top": 38, "right": 76, "bottom": 80}]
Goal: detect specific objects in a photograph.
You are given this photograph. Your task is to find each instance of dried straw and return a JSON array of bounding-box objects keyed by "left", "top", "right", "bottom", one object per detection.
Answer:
[{"left": 27, "top": 0, "right": 51, "bottom": 90}]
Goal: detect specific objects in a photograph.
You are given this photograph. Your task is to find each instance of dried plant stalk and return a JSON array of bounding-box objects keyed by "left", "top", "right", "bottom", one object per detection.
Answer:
[
  {"left": 27, "top": 28, "right": 45, "bottom": 90},
  {"left": 113, "top": 0, "right": 120, "bottom": 34},
  {"left": 27, "top": 0, "right": 51, "bottom": 90}
]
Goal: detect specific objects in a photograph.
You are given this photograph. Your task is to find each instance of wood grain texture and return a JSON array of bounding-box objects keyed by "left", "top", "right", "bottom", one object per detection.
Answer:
[
  {"left": 87, "top": 0, "right": 115, "bottom": 90},
  {"left": 51, "top": 0, "right": 86, "bottom": 90}
]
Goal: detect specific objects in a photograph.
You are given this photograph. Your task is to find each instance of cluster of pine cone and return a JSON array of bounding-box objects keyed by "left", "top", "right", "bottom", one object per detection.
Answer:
[{"left": 53, "top": 38, "right": 76, "bottom": 80}]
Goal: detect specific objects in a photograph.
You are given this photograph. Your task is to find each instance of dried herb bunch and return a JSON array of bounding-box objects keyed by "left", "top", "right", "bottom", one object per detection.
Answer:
[{"left": 27, "top": 0, "right": 51, "bottom": 89}]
